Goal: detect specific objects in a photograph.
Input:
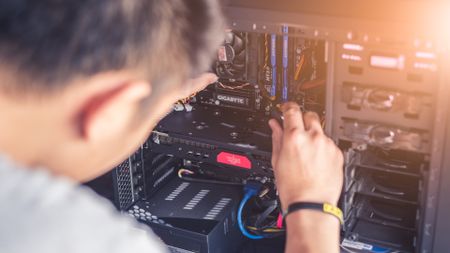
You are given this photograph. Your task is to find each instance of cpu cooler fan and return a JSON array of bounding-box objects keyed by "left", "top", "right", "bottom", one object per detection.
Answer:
[{"left": 215, "top": 31, "right": 247, "bottom": 80}]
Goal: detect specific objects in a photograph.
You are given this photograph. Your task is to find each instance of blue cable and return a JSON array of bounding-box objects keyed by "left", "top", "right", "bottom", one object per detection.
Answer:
[
  {"left": 238, "top": 192, "right": 265, "bottom": 240},
  {"left": 370, "top": 247, "right": 390, "bottom": 253}
]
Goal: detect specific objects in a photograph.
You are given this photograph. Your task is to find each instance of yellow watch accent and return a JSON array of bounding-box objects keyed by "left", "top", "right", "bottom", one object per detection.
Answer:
[
  {"left": 283, "top": 202, "right": 344, "bottom": 225},
  {"left": 323, "top": 203, "right": 344, "bottom": 225}
]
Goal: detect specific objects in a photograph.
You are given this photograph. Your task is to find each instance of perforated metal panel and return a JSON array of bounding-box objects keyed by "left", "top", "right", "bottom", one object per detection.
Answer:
[{"left": 114, "top": 158, "right": 135, "bottom": 210}]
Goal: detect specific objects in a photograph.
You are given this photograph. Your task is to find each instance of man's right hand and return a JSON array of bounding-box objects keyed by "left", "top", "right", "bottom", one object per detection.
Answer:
[{"left": 268, "top": 102, "right": 344, "bottom": 209}]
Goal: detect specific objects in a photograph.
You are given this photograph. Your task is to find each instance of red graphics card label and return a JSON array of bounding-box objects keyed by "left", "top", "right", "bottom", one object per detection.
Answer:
[{"left": 217, "top": 152, "right": 252, "bottom": 169}]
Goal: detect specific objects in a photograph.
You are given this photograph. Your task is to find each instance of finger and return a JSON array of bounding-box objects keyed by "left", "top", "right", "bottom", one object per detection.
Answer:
[
  {"left": 185, "top": 73, "right": 218, "bottom": 95},
  {"left": 281, "top": 102, "right": 304, "bottom": 132},
  {"left": 268, "top": 119, "right": 283, "bottom": 166},
  {"left": 303, "top": 111, "right": 323, "bottom": 134}
]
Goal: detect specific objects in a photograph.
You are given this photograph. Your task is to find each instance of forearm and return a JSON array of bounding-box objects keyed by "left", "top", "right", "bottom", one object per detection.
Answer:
[{"left": 284, "top": 210, "right": 340, "bottom": 253}]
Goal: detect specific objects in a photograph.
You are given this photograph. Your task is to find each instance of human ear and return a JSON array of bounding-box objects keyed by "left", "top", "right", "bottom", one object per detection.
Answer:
[{"left": 79, "top": 80, "right": 151, "bottom": 142}]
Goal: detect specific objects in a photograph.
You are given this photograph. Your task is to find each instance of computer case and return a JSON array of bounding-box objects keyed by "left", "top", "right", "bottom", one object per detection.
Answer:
[{"left": 87, "top": 1, "right": 450, "bottom": 252}]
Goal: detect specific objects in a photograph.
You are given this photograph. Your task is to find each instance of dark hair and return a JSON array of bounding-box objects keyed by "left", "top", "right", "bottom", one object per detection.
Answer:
[{"left": 0, "top": 0, "right": 225, "bottom": 91}]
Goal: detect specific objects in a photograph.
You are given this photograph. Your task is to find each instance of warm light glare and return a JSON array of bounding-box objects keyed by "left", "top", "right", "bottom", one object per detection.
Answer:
[
  {"left": 428, "top": 2, "right": 450, "bottom": 44},
  {"left": 414, "top": 62, "right": 437, "bottom": 72},
  {"left": 370, "top": 55, "right": 405, "bottom": 70},
  {"left": 415, "top": 52, "right": 436, "bottom": 60},
  {"left": 343, "top": 43, "right": 364, "bottom": 51},
  {"left": 341, "top": 53, "right": 362, "bottom": 62}
]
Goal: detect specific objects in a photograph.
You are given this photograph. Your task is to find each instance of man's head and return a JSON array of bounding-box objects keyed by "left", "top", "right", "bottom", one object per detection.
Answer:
[{"left": 0, "top": 0, "right": 224, "bottom": 181}]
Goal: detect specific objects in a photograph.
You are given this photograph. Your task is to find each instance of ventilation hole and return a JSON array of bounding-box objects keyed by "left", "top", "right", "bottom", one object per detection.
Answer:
[
  {"left": 348, "top": 66, "right": 363, "bottom": 75},
  {"left": 165, "top": 182, "right": 190, "bottom": 201},
  {"left": 347, "top": 104, "right": 361, "bottom": 111},
  {"left": 183, "top": 190, "right": 210, "bottom": 210},
  {"left": 204, "top": 198, "right": 231, "bottom": 220}
]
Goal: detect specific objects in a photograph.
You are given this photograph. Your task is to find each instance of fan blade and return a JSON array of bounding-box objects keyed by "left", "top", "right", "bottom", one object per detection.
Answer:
[
  {"left": 232, "top": 33, "right": 245, "bottom": 54},
  {"left": 215, "top": 65, "right": 226, "bottom": 76},
  {"left": 225, "top": 32, "right": 235, "bottom": 44},
  {"left": 232, "top": 63, "right": 245, "bottom": 70},
  {"left": 234, "top": 49, "right": 246, "bottom": 62},
  {"left": 224, "top": 67, "right": 236, "bottom": 77},
  {"left": 230, "top": 68, "right": 245, "bottom": 77}
]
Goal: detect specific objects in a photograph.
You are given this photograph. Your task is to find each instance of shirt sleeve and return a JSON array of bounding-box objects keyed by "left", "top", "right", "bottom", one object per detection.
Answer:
[{"left": 0, "top": 159, "right": 168, "bottom": 253}]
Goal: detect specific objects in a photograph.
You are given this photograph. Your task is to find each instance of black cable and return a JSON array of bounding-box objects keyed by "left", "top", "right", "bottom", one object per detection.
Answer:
[{"left": 254, "top": 202, "right": 278, "bottom": 229}]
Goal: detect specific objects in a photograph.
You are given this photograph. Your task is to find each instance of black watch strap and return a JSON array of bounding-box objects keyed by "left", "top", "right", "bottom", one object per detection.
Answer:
[{"left": 282, "top": 202, "right": 344, "bottom": 225}]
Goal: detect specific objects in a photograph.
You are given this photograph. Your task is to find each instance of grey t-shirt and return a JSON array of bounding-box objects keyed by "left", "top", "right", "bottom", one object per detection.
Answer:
[{"left": 0, "top": 156, "right": 167, "bottom": 253}]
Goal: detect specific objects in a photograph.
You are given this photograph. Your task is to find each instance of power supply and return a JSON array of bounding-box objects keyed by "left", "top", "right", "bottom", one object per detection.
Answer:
[{"left": 127, "top": 176, "right": 243, "bottom": 253}]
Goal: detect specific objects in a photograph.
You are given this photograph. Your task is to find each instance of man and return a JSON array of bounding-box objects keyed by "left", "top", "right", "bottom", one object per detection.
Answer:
[{"left": 0, "top": 1, "right": 343, "bottom": 253}]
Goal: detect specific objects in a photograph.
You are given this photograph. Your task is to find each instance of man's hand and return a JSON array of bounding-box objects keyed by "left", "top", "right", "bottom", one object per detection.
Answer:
[
  {"left": 176, "top": 73, "right": 218, "bottom": 100},
  {"left": 269, "top": 102, "right": 343, "bottom": 209}
]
